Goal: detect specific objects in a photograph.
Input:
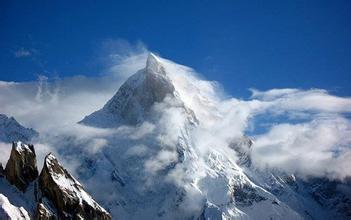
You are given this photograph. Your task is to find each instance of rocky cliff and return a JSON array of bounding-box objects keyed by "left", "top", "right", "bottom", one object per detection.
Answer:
[
  {"left": 39, "top": 153, "right": 111, "bottom": 220},
  {"left": 1, "top": 142, "right": 111, "bottom": 220},
  {"left": 4, "top": 142, "right": 38, "bottom": 192}
]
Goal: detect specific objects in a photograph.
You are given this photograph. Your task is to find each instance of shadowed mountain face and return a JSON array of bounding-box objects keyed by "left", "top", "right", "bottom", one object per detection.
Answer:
[
  {"left": 80, "top": 53, "right": 176, "bottom": 127},
  {"left": 0, "top": 114, "right": 38, "bottom": 143}
]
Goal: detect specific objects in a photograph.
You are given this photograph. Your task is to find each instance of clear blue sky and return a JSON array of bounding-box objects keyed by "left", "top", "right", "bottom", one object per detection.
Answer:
[{"left": 1, "top": 0, "right": 350, "bottom": 98}]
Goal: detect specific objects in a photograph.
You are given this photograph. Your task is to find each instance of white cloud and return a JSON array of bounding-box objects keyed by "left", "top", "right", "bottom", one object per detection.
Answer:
[
  {"left": 251, "top": 88, "right": 351, "bottom": 113},
  {"left": 252, "top": 117, "right": 351, "bottom": 180}
]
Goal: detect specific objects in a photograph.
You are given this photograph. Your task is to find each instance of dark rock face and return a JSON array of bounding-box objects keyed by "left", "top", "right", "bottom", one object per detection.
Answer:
[
  {"left": 104, "top": 53, "right": 175, "bottom": 124},
  {"left": 1, "top": 142, "right": 111, "bottom": 219},
  {"left": 232, "top": 183, "right": 267, "bottom": 206},
  {"left": 35, "top": 203, "right": 56, "bottom": 220},
  {"left": 4, "top": 142, "right": 38, "bottom": 191},
  {"left": 39, "top": 153, "right": 111, "bottom": 220},
  {"left": 106, "top": 70, "right": 175, "bottom": 125},
  {"left": 0, "top": 163, "right": 4, "bottom": 177}
]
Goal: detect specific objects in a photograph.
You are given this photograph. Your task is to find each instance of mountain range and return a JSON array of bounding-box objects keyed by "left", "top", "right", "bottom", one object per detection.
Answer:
[{"left": 0, "top": 53, "right": 350, "bottom": 219}]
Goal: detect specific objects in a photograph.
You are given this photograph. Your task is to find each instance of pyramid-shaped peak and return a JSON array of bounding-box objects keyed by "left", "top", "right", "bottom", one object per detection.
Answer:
[
  {"left": 80, "top": 52, "right": 176, "bottom": 127},
  {"left": 146, "top": 53, "right": 166, "bottom": 75}
]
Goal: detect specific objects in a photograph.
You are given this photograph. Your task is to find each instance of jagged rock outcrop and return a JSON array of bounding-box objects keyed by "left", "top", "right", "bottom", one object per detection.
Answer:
[
  {"left": 35, "top": 202, "right": 56, "bottom": 220},
  {"left": 0, "top": 114, "right": 38, "bottom": 143},
  {"left": 0, "top": 141, "right": 111, "bottom": 219},
  {"left": 39, "top": 153, "right": 111, "bottom": 220},
  {"left": 4, "top": 142, "right": 38, "bottom": 192}
]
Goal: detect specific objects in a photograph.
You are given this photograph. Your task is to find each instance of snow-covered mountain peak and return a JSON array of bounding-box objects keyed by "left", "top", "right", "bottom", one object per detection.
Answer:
[
  {"left": 80, "top": 53, "right": 178, "bottom": 127},
  {"left": 146, "top": 52, "right": 166, "bottom": 75},
  {"left": 42, "top": 153, "right": 61, "bottom": 174}
]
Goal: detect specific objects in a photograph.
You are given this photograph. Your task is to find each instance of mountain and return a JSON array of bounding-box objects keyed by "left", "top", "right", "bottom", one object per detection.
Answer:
[
  {"left": 80, "top": 53, "right": 197, "bottom": 128},
  {"left": 0, "top": 142, "right": 111, "bottom": 219},
  {"left": 75, "top": 53, "right": 350, "bottom": 219},
  {"left": 80, "top": 53, "right": 176, "bottom": 127},
  {"left": 0, "top": 114, "right": 38, "bottom": 143}
]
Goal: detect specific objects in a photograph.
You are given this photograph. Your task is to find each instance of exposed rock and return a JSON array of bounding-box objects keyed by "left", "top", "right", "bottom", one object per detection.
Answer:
[
  {"left": 0, "top": 114, "right": 38, "bottom": 143},
  {"left": 1, "top": 142, "right": 111, "bottom": 219},
  {"left": 35, "top": 202, "right": 56, "bottom": 220},
  {"left": 39, "top": 153, "right": 111, "bottom": 220},
  {"left": 232, "top": 183, "right": 267, "bottom": 206},
  {"left": 0, "top": 163, "right": 4, "bottom": 177},
  {"left": 0, "top": 193, "right": 30, "bottom": 220},
  {"left": 5, "top": 142, "right": 38, "bottom": 191},
  {"left": 283, "top": 174, "right": 298, "bottom": 190}
]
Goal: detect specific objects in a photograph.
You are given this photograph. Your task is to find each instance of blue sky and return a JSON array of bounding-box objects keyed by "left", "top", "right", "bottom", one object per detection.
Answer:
[{"left": 1, "top": 0, "right": 350, "bottom": 98}]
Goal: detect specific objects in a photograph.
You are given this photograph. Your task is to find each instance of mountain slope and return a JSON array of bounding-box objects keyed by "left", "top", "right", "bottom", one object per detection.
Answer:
[
  {"left": 0, "top": 114, "right": 38, "bottom": 143},
  {"left": 80, "top": 53, "right": 178, "bottom": 127}
]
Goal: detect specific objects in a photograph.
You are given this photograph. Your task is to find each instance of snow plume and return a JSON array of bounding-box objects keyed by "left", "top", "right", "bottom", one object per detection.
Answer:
[{"left": 0, "top": 44, "right": 351, "bottom": 184}]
